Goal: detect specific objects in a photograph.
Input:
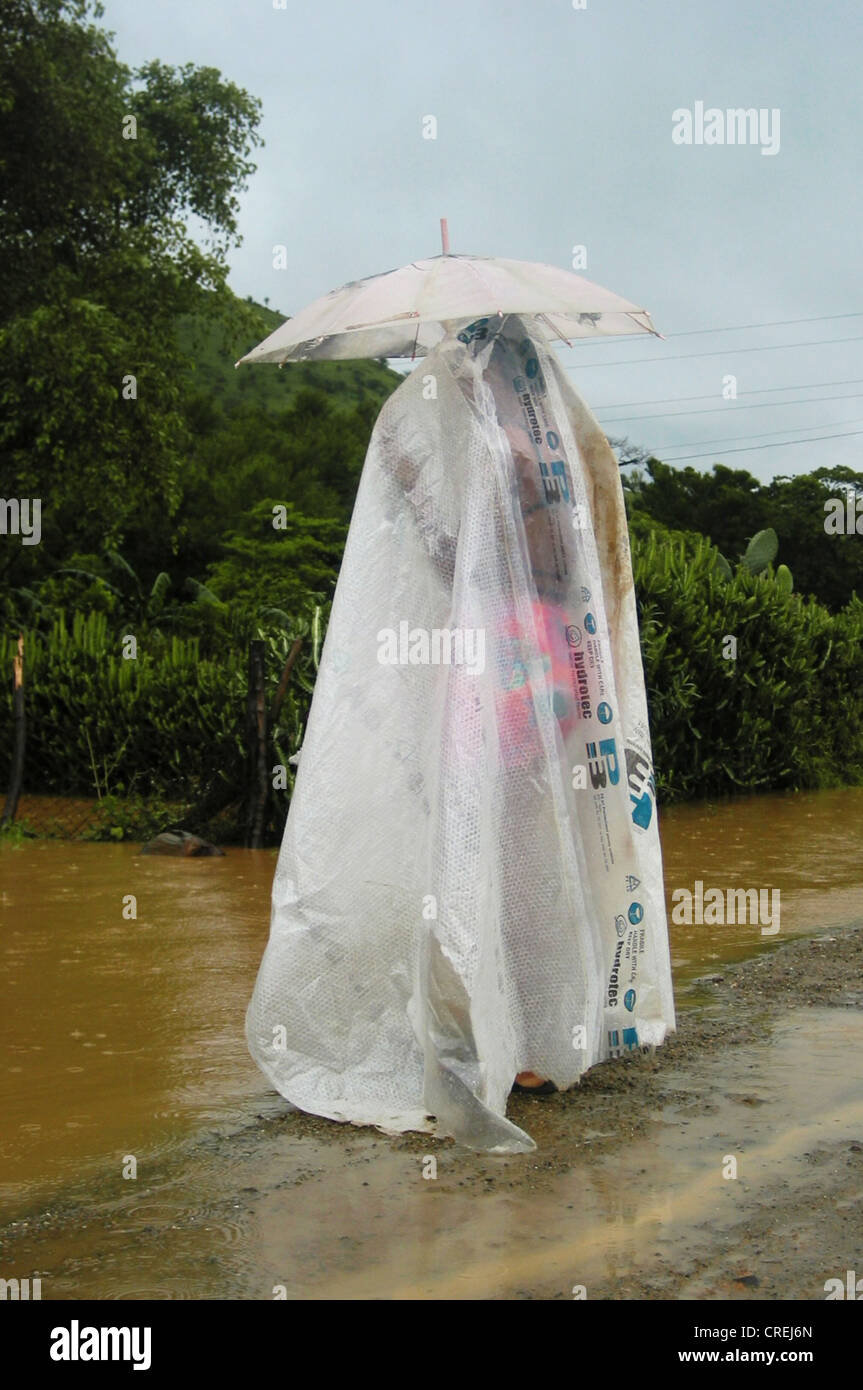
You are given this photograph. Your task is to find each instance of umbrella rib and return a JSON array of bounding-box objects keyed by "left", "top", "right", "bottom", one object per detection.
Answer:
[
  {"left": 344, "top": 310, "right": 420, "bottom": 330},
  {"left": 458, "top": 256, "right": 498, "bottom": 311},
  {"left": 537, "top": 312, "right": 573, "bottom": 348},
  {"left": 627, "top": 310, "right": 663, "bottom": 339}
]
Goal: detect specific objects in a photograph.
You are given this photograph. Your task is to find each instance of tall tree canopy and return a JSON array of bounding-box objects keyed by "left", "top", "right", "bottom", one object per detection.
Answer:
[
  {"left": 0, "top": 0, "right": 263, "bottom": 587},
  {"left": 624, "top": 458, "right": 863, "bottom": 610}
]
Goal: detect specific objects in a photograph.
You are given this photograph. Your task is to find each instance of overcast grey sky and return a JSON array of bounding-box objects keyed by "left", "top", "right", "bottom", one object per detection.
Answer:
[{"left": 102, "top": 0, "right": 862, "bottom": 480}]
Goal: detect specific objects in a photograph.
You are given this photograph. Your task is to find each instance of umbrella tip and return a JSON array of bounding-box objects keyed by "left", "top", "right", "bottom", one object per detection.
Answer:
[{"left": 440, "top": 217, "right": 450, "bottom": 256}]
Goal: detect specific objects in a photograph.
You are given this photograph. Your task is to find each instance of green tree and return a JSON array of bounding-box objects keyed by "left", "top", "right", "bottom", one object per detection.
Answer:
[
  {"left": 205, "top": 500, "right": 348, "bottom": 622},
  {"left": 624, "top": 459, "right": 769, "bottom": 557},
  {"left": 763, "top": 466, "right": 863, "bottom": 611},
  {"left": 0, "top": 0, "right": 263, "bottom": 591},
  {"left": 625, "top": 459, "right": 863, "bottom": 610}
]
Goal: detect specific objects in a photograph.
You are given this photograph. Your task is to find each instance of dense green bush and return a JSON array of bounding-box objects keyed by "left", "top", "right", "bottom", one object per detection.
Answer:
[
  {"left": 0, "top": 610, "right": 247, "bottom": 802},
  {"left": 0, "top": 605, "right": 323, "bottom": 840},
  {"left": 632, "top": 527, "right": 863, "bottom": 801},
  {"left": 2, "top": 528, "right": 862, "bottom": 837}
]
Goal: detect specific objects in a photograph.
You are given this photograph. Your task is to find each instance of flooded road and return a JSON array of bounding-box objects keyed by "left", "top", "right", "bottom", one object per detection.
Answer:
[
  {"left": 0, "top": 845, "right": 273, "bottom": 1211},
  {"left": 661, "top": 786, "right": 863, "bottom": 988},
  {"left": 1, "top": 785, "right": 862, "bottom": 1298}
]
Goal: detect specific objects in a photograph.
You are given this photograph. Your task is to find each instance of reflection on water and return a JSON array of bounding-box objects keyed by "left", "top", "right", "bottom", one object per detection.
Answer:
[{"left": 1, "top": 786, "right": 862, "bottom": 1222}]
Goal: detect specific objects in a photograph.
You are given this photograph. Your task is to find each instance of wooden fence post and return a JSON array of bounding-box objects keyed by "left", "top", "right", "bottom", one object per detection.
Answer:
[
  {"left": 1, "top": 634, "right": 25, "bottom": 829},
  {"left": 270, "top": 636, "right": 303, "bottom": 727},
  {"left": 245, "top": 639, "right": 269, "bottom": 848}
]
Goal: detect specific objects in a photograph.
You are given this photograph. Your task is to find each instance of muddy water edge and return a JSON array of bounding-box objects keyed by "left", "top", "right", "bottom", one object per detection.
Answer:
[{"left": 1, "top": 786, "right": 862, "bottom": 1299}]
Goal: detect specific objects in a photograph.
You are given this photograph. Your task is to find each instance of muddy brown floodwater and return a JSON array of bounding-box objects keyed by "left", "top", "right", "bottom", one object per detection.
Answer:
[{"left": 1, "top": 785, "right": 862, "bottom": 1299}]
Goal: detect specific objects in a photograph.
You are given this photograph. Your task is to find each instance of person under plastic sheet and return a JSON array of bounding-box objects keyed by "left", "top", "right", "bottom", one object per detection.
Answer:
[
  {"left": 246, "top": 311, "right": 675, "bottom": 1154},
  {"left": 382, "top": 322, "right": 593, "bottom": 1097}
]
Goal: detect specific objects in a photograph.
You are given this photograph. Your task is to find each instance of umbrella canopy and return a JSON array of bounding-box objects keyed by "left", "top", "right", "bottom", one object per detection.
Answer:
[{"left": 236, "top": 246, "right": 659, "bottom": 365}]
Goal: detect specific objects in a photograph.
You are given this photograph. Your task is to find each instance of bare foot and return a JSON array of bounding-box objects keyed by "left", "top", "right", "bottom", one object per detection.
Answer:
[{"left": 515, "top": 1070, "right": 550, "bottom": 1089}]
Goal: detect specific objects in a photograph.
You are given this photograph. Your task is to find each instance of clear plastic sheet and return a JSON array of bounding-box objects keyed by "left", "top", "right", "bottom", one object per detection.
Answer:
[{"left": 246, "top": 314, "right": 675, "bottom": 1152}]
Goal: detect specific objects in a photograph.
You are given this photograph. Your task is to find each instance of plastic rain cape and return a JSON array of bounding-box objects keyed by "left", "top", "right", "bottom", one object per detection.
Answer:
[{"left": 246, "top": 313, "right": 675, "bottom": 1153}]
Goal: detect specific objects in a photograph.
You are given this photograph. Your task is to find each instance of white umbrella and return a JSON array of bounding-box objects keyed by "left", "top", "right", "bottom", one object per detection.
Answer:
[{"left": 236, "top": 220, "right": 659, "bottom": 365}]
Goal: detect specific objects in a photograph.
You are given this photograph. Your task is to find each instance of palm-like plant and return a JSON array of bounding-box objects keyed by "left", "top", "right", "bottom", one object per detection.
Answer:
[{"left": 54, "top": 551, "right": 224, "bottom": 632}]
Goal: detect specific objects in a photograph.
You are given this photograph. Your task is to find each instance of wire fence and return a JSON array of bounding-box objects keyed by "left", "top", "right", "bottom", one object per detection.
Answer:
[
  {"left": 8, "top": 792, "right": 225, "bottom": 842},
  {"left": 12, "top": 794, "right": 104, "bottom": 839}
]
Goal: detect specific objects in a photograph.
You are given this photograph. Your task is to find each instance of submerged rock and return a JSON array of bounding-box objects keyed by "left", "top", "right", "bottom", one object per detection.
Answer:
[{"left": 140, "top": 830, "right": 225, "bottom": 858}]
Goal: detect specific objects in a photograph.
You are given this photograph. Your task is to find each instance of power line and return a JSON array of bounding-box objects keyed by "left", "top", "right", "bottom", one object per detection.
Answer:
[
  {"left": 594, "top": 377, "right": 863, "bottom": 412},
  {"left": 665, "top": 312, "right": 863, "bottom": 338},
  {"left": 567, "top": 333, "right": 863, "bottom": 370},
  {"left": 659, "top": 428, "right": 863, "bottom": 463},
  {"left": 647, "top": 416, "right": 863, "bottom": 453},
  {"left": 602, "top": 391, "right": 863, "bottom": 426}
]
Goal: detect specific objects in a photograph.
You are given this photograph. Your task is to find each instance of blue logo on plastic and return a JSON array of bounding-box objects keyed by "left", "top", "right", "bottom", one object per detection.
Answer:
[
  {"left": 546, "top": 430, "right": 560, "bottom": 450},
  {"left": 584, "top": 612, "right": 597, "bottom": 635},
  {"left": 458, "top": 317, "right": 490, "bottom": 346},
  {"left": 631, "top": 794, "right": 652, "bottom": 830},
  {"left": 597, "top": 702, "right": 613, "bottom": 724},
  {"left": 525, "top": 356, "right": 539, "bottom": 379},
  {"left": 624, "top": 989, "right": 636, "bottom": 1012},
  {"left": 628, "top": 901, "right": 644, "bottom": 925}
]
